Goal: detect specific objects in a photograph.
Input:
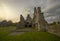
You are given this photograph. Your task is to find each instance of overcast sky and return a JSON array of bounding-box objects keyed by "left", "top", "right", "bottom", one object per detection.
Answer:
[{"left": 0, "top": 0, "right": 60, "bottom": 23}]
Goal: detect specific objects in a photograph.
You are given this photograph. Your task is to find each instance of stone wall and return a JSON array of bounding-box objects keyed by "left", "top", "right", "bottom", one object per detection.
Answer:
[{"left": 48, "top": 24, "right": 60, "bottom": 36}]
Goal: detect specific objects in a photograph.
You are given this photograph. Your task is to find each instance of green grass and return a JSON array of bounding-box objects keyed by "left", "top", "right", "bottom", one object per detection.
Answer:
[{"left": 0, "top": 27, "right": 60, "bottom": 41}]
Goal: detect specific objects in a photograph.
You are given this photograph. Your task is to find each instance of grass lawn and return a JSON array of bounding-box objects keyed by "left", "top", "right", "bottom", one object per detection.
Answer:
[{"left": 0, "top": 27, "right": 60, "bottom": 41}]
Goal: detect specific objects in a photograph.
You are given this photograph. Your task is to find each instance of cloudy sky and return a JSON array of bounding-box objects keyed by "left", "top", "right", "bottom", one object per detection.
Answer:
[{"left": 0, "top": 0, "right": 60, "bottom": 23}]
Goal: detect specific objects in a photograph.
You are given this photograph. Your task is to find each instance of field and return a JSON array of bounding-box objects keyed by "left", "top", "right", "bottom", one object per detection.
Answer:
[{"left": 0, "top": 26, "right": 60, "bottom": 41}]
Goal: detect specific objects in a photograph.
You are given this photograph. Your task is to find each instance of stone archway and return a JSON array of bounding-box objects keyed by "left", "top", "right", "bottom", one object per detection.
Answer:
[{"left": 25, "top": 22, "right": 32, "bottom": 28}]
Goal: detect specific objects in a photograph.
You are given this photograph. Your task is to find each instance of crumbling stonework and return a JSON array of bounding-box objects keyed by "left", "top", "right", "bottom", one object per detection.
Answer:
[
  {"left": 17, "top": 7, "right": 49, "bottom": 32},
  {"left": 26, "top": 14, "right": 32, "bottom": 24},
  {"left": 33, "top": 7, "right": 40, "bottom": 31},
  {"left": 17, "top": 15, "right": 26, "bottom": 29},
  {"left": 25, "top": 14, "right": 32, "bottom": 27},
  {"left": 33, "top": 7, "right": 49, "bottom": 31}
]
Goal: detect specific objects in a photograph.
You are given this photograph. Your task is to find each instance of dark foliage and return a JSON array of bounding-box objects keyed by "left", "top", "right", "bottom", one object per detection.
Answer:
[{"left": 0, "top": 20, "right": 17, "bottom": 27}]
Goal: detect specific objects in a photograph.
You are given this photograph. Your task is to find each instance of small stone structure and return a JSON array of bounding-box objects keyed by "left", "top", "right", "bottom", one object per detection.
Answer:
[{"left": 17, "top": 7, "right": 49, "bottom": 32}]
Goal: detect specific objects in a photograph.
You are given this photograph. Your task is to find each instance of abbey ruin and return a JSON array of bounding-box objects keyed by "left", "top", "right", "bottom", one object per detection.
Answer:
[{"left": 17, "top": 7, "right": 49, "bottom": 31}]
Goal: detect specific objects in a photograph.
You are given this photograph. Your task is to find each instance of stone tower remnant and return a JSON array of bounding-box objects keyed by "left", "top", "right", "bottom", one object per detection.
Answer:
[
  {"left": 17, "top": 15, "right": 25, "bottom": 29},
  {"left": 26, "top": 14, "right": 32, "bottom": 24},
  {"left": 33, "top": 7, "right": 49, "bottom": 31},
  {"left": 25, "top": 14, "right": 32, "bottom": 27}
]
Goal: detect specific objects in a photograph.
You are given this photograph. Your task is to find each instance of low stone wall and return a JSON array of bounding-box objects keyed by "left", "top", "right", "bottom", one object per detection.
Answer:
[{"left": 48, "top": 24, "right": 60, "bottom": 36}]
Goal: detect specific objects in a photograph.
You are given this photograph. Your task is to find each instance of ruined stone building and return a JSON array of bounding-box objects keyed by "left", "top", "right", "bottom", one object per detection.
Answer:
[{"left": 17, "top": 7, "right": 49, "bottom": 31}]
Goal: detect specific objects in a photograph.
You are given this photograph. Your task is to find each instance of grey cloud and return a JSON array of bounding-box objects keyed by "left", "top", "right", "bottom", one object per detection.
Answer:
[{"left": 44, "top": 0, "right": 60, "bottom": 23}]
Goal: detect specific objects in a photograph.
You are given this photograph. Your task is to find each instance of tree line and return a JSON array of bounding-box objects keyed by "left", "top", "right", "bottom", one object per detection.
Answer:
[
  {"left": 0, "top": 20, "right": 17, "bottom": 27},
  {"left": 49, "top": 21, "right": 60, "bottom": 25}
]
